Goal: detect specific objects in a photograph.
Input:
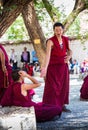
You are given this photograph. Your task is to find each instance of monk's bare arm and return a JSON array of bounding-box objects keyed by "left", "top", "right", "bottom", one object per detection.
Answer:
[
  {"left": 24, "top": 74, "right": 41, "bottom": 90},
  {"left": 41, "top": 40, "right": 53, "bottom": 77},
  {"left": 64, "top": 41, "right": 72, "bottom": 63},
  {"left": 67, "top": 40, "right": 72, "bottom": 58},
  {"left": 0, "top": 49, "right": 6, "bottom": 72},
  {"left": 67, "top": 49, "right": 72, "bottom": 59},
  {"left": 19, "top": 71, "right": 41, "bottom": 90}
]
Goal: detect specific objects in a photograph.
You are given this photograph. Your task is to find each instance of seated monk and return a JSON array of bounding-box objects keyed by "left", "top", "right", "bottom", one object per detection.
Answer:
[
  {"left": 80, "top": 75, "right": 88, "bottom": 100},
  {"left": 0, "top": 69, "right": 61, "bottom": 122}
]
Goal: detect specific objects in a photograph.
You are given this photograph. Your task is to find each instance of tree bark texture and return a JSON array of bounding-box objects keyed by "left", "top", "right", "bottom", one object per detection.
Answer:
[
  {"left": 0, "top": 0, "right": 32, "bottom": 37},
  {"left": 22, "top": 1, "right": 46, "bottom": 65}
]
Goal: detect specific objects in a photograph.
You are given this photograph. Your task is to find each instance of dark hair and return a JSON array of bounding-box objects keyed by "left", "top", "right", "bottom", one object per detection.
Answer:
[
  {"left": 53, "top": 22, "right": 64, "bottom": 30},
  {"left": 24, "top": 47, "right": 27, "bottom": 50},
  {"left": 11, "top": 69, "right": 20, "bottom": 82}
]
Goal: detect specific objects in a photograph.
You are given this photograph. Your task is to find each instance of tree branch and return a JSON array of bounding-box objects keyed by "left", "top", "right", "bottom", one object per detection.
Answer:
[
  {"left": 0, "top": 0, "right": 32, "bottom": 37},
  {"left": 63, "top": 0, "right": 87, "bottom": 32},
  {"left": 42, "top": 0, "right": 60, "bottom": 22}
]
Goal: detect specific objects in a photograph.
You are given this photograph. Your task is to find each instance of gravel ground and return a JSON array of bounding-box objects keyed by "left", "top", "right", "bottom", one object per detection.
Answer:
[{"left": 31, "top": 74, "right": 88, "bottom": 130}]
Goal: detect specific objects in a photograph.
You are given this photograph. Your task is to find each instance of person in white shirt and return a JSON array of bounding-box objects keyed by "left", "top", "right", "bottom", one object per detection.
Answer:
[{"left": 10, "top": 49, "right": 18, "bottom": 70}]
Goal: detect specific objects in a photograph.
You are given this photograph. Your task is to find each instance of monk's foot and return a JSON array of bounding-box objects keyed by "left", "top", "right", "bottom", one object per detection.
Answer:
[
  {"left": 59, "top": 112, "right": 62, "bottom": 118},
  {"left": 52, "top": 115, "right": 60, "bottom": 121},
  {"left": 80, "top": 97, "right": 88, "bottom": 101},
  {"left": 62, "top": 106, "right": 71, "bottom": 113}
]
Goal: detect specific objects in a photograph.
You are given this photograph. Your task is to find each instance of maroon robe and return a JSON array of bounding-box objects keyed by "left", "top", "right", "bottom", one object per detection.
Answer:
[
  {"left": 43, "top": 35, "right": 69, "bottom": 109},
  {"left": 1, "top": 82, "right": 61, "bottom": 122},
  {"left": 0, "top": 45, "right": 12, "bottom": 101},
  {"left": 80, "top": 75, "right": 88, "bottom": 99},
  {"left": 24, "top": 63, "right": 35, "bottom": 97}
]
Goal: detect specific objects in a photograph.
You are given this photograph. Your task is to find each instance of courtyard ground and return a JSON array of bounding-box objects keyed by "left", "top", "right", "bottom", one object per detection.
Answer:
[{"left": 32, "top": 74, "right": 88, "bottom": 130}]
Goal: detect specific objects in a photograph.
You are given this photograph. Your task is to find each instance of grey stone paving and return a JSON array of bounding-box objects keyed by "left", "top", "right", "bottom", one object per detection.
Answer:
[
  {"left": 33, "top": 74, "right": 88, "bottom": 130},
  {"left": 0, "top": 106, "right": 36, "bottom": 130}
]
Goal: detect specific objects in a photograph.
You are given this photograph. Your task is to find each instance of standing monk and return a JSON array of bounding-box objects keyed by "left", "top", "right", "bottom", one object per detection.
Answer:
[
  {"left": 0, "top": 44, "right": 12, "bottom": 101},
  {"left": 41, "top": 22, "right": 72, "bottom": 112}
]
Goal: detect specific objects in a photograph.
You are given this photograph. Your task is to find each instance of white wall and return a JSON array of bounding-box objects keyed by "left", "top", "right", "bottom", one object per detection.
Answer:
[
  {"left": 3, "top": 40, "right": 88, "bottom": 67},
  {"left": 70, "top": 40, "right": 88, "bottom": 64},
  {"left": 3, "top": 43, "right": 34, "bottom": 67}
]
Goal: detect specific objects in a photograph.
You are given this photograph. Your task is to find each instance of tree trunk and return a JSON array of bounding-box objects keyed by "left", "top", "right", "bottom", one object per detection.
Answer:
[
  {"left": 22, "top": 1, "right": 46, "bottom": 66},
  {"left": 0, "top": 0, "right": 32, "bottom": 37}
]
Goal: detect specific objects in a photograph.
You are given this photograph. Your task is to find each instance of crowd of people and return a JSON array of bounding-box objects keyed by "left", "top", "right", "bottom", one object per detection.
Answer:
[
  {"left": 9, "top": 47, "right": 40, "bottom": 76},
  {"left": 69, "top": 58, "right": 88, "bottom": 76},
  {"left": 0, "top": 22, "right": 88, "bottom": 122}
]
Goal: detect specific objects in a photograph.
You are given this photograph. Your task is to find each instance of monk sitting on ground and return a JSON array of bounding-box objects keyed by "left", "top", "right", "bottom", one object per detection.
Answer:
[
  {"left": 0, "top": 69, "right": 61, "bottom": 122},
  {"left": 80, "top": 75, "right": 88, "bottom": 101}
]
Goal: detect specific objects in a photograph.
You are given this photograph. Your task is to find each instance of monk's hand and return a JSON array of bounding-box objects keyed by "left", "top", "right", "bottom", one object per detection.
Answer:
[
  {"left": 2, "top": 66, "right": 8, "bottom": 75},
  {"left": 40, "top": 67, "right": 47, "bottom": 77},
  {"left": 19, "top": 71, "right": 27, "bottom": 77},
  {"left": 64, "top": 55, "right": 71, "bottom": 63}
]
